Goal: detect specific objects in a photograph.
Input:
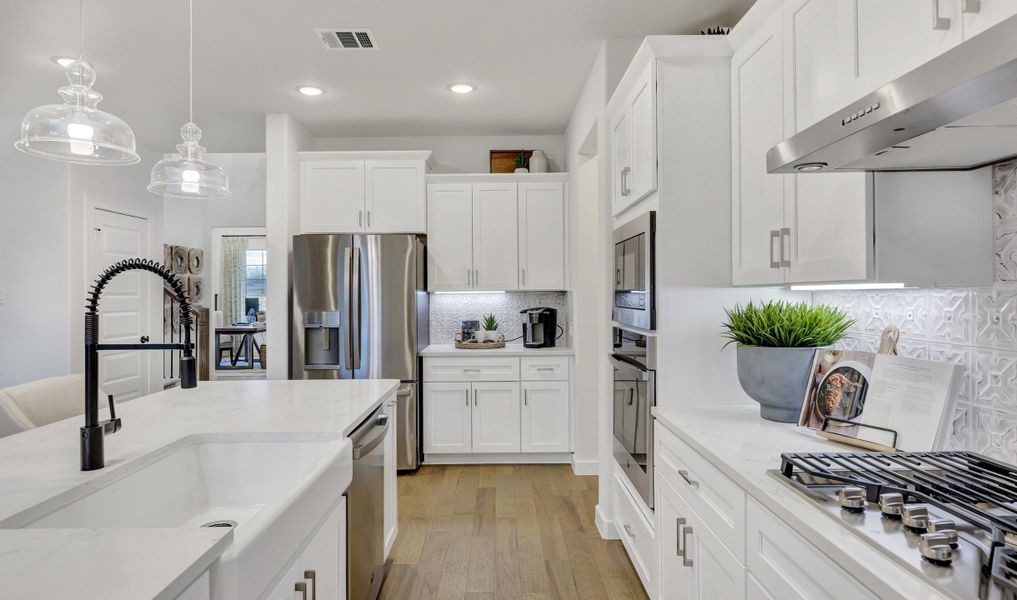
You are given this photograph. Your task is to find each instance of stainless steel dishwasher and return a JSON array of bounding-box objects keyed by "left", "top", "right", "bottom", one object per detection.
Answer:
[{"left": 348, "top": 404, "right": 389, "bottom": 600}]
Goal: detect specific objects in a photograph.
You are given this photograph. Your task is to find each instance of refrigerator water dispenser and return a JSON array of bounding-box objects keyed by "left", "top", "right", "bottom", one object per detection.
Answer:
[{"left": 303, "top": 311, "right": 341, "bottom": 368}]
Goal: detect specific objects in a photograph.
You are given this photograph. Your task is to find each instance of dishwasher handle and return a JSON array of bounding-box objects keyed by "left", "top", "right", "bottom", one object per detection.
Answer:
[{"left": 351, "top": 415, "right": 389, "bottom": 459}]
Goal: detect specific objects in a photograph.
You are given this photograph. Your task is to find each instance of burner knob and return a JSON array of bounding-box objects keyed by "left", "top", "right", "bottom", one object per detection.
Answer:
[
  {"left": 838, "top": 486, "right": 867, "bottom": 512},
  {"left": 902, "top": 504, "right": 930, "bottom": 532},
  {"left": 928, "top": 519, "right": 959, "bottom": 547},
  {"left": 919, "top": 532, "right": 954, "bottom": 565},
  {"left": 878, "top": 493, "right": 904, "bottom": 519}
]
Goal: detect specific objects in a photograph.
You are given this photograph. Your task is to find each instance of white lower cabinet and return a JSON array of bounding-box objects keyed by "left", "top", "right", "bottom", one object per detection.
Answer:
[
  {"left": 422, "top": 356, "right": 571, "bottom": 458},
  {"left": 614, "top": 472, "right": 656, "bottom": 593},
  {"left": 174, "top": 571, "right": 210, "bottom": 600},
  {"left": 264, "top": 497, "right": 346, "bottom": 600}
]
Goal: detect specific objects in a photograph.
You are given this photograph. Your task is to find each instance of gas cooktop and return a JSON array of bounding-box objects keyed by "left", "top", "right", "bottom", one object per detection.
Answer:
[{"left": 774, "top": 450, "right": 1017, "bottom": 600}]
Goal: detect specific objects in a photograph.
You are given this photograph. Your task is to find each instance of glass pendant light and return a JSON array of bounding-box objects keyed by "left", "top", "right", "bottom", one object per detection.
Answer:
[
  {"left": 148, "top": 0, "right": 230, "bottom": 199},
  {"left": 14, "top": 0, "right": 140, "bottom": 165}
]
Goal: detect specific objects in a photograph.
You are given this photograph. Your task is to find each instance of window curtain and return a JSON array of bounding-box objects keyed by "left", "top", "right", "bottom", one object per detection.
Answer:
[{"left": 220, "top": 237, "right": 248, "bottom": 326}]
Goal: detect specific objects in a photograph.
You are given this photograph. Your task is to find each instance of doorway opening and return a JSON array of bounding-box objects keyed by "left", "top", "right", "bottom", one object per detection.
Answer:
[{"left": 210, "top": 227, "right": 267, "bottom": 380}]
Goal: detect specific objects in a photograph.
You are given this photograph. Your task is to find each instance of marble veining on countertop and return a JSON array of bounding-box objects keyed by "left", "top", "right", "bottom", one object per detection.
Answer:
[
  {"left": 653, "top": 405, "right": 954, "bottom": 600},
  {"left": 0, "top": 528, "right": 233, "bottom": 600},
  {"left": 420, "top": 343, "right": 573, "bottom": 357}
]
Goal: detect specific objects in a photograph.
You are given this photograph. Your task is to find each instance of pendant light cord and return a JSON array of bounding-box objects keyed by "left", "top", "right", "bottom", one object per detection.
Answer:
[
  {"left": 188, "top": 0, "right": 194, "bottom": 124},
  {"left": 78, "top": 0, "right": 85, "bottom": 59}
]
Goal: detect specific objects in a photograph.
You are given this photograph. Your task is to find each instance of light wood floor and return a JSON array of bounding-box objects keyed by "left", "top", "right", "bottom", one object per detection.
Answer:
[{"left": 379, "top": 464, "right": 649, "bottom": 600}]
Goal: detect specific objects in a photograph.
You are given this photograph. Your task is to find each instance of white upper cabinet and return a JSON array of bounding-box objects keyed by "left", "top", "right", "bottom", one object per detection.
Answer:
[
  {"left": 473, "top": 182, "right": 519, "bottom": 291},
  {"left": 427, "top": 183, "right": 474, "bottom": 291},
  {"left": 609, "top": 62, "right": 657, "bottom": 216},
  {"left": 518, "top": 182, "right": 566, "bottom": 290},
  {"left": 300, "top": 160, "right": 365, "bottom": 234},
  {"left": 299, "top": 152, "right": 430, "bottom": 234},
  {"left": 426, "top": 174, "right": 568, "bottom": 292},
  {"left": 963, "top": 0, "right": 1017, "bottom": 38},
  {"left": 731, "top": 12, "right": 787, "bottom": 285},
  {"left": 365, "top": 160, "right": 426, "bottom": 233},
  {"left": 783, "top": 0, "right": 872, "bottom": 284},
  {"left": 839, "top": 0, "right": 963, "bottom": 102}
]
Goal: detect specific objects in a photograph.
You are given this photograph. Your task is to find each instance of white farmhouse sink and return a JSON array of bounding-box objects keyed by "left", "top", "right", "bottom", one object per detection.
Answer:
[{"left": 1, "top": 432, "right": 352, "bottom": 600}]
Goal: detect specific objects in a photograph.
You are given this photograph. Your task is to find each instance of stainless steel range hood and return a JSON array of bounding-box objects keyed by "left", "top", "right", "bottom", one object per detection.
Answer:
[{"left": 768, "top": 15, "right": 1017, "bottom": 174}]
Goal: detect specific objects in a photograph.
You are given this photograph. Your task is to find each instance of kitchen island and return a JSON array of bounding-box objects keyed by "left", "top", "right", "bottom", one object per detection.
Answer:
[{"left": 0, "top": 379, "right": 398, "bottom": 600}]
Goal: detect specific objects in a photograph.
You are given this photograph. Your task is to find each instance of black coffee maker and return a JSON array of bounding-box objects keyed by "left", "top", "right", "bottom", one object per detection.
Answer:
[{"left": 521, "top": 307, "right": 558, "bottom": 348}]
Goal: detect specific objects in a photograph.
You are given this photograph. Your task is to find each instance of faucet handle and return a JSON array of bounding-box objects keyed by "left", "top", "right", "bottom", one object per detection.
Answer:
[{"left": 105, "top": 394, "right": 122, "bottom": 435}]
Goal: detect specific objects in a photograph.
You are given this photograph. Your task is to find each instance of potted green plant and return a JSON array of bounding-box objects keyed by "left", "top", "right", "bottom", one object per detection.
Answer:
[
  {"left": 722, "top": 300, "right": 853, "bottom": 422},
  {"left": 514, "top": 151, "right": 529, "bottom": 173},
  {"left": 477, "top": 313, "right": 501, "bottom": 342}
]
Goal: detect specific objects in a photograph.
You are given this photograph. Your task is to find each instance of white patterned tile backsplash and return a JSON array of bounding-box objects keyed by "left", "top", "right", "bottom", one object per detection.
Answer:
[
  {"left": 815, "top": 161, "right": 1017, "bottom": 463},
  {"left": 429, "top": 292, "right": 570, "bottom": 345}
]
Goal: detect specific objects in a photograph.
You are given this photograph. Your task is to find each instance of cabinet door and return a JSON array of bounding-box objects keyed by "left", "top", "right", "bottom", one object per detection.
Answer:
[
  {"left": 731, "top": 12, "right": 786, "bottom": 286},
  {"left": 383, "top": 397, "right": 397, "bottom": 559},
  {"left": 840, "top": 0, "right": 963, "bottom": 101},
  {"left": 784, "top": 0, "right": 872, "bottom": 284},
  {"left": 518, "top": 182, "right": 566, "bottom": 290},
  {"left": 963, "top": 0, "right": 1017, "bottom": 38},
  {"left": 521, "top": 381, "right": 569, "bottom": 453},
  {"left": 471, "top": 382, "right": 521, "bottom": 453},
  {"left": 655, "top": 478, "right": 695, "bottom": 600},
  {"left": 610, "top": 107, "right": 633, "bottom": 214},
  {"left": 300, "top": 160, "right": 365, "bottom": 234},
  {"left": 423, "top": 382, "right": 472, "bottom": 453},
  {"left": 299, "top": 499, "right": 345, "bottom": 600},
  {"left": 473, "top": 182, "right": 519, "bottom": 290},
  {"left": 747, "top": 573, "right": 777, "bottom": 600},
  {"left": 690, "top": 514, "right": 746, "bottom": 600},
  {"left": 264, "top": 561, "right": 303, "bottom": 600},
  {"left": 426, "top": 183, "right": 473, "bottom": 291},
  {"left": 365, "top": 160, "right": 426, "bottom": 233},
  {"left": 628, "top": 62, "right": 657, "bottom": 203}
]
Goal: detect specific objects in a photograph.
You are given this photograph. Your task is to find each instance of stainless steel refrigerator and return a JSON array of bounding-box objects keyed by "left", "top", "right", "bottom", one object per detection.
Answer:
[{"left": 291, "top": 233, "right": 428, "bottom": 472}]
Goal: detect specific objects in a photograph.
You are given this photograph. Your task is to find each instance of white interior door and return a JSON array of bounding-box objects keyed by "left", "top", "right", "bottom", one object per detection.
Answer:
[
  {"left": 472, "top": 182, "right": 519, "bottom": 291},
  {"left": 471, "top": 381, "right": 520, "bottom": 453},
  {"left": 89, "top": 208, "right": 149, "bottom": 401}
]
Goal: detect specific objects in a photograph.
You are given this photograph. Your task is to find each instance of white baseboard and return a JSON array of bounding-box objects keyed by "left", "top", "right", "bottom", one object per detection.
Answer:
[
  {"left": 570, "top": 457, "right": 598, "bottom": 476},
  {"left": 424, "top": 452, "right": 571, "bottom": 465},
  {"left": 595, "top": 503, "right": 617, "bottom": 539}
]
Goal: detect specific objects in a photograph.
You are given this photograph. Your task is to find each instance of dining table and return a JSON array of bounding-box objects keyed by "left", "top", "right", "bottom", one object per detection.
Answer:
[{"left": 214, "top": 322, "right": 266, "bottom": 370}]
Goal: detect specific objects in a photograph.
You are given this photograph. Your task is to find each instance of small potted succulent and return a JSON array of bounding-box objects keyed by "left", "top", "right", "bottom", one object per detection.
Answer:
[
  {"left": 722, "top": 300, "right": 853, "bottom": 422},
  {"left": 514, "top": 151, "right": 529, "bottom": 173},
  {"left": 476, "top": 314, "right": 501, "bottom": 342}
]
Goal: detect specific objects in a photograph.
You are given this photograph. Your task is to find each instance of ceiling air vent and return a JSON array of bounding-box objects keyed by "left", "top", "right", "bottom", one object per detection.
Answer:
[{"left": 315, "top": 28, "right": 379, "bottom": 51}]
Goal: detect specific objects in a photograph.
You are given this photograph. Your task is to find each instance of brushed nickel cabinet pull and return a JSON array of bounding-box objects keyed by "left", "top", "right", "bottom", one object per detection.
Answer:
[
  {"left": 303, "top": 570, "right": 317, "bottom": 600},
  {"left": 367, "top": 210, "right": 372, "bottom": 228},
  {"left": 465, "top": 389, "right": 469, "bottom": 406},
  {"left": 676, "top": 517, "right": 687, "bottom": 557},
  {"left": 769, "top": 230, "right": 780, "bottom": 269},
  {"left": 780, "top": 227, "right": 792, "bottom": 268},
  {"left": 623, "top": 523, "right": 635, "bottom": 538},
  {"left": 682, "top": 526, "right": 694, "bottom": 567},
  {"left": 962, "top": 0, "right": 980, "bottom": 13},
  {"left": 932, "top": 0, "right": 950, "bottom": 29},
  {"left": 678, "top": 469, "right": 699, "bottom": 489},
  {"left": 295, "top": 581, "right": 307, "bottom": 600},
  {"left": 358, "top": 210, "right": 363, "bottom": 228}
]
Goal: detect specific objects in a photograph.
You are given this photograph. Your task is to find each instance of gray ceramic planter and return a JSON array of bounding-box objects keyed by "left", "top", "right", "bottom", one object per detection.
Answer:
[{"left": 735, "top": 345, "right": 818, "bottom": 423}]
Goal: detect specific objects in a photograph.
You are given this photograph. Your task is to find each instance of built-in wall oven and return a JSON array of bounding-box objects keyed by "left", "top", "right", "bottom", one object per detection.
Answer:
[
  {"left": 613, "top": 211, "right": 655, "bottom": 331},
  {"left": 611, "top": 327, "right": 656, "bottom": 508}
]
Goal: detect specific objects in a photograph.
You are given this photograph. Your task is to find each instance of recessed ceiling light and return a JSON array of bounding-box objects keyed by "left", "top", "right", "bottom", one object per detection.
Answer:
[
  {"left": 53, "top": 56, "right": 76, "bottom": 68},
  {"left": 448, "top": 83, "right": 474, "bottom": 94},
  {"left": 297, "top": 85, "right": 324, "bottom": 96}
]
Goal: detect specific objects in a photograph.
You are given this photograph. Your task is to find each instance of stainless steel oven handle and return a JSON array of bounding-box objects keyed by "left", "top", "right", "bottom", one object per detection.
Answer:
[
  {"left": 343, "top": 246, "right": 353, "bottom": 370},
  {"left": 350, "top": 246, "right": 362, "bottom": 370}
]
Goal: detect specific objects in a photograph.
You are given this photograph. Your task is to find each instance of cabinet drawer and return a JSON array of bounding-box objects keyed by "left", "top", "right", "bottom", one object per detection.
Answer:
[
  {"left": 423, "top": 357, "right": 519, "bottom": 382},
  {"left": 614, "top": 472, "right": 655, "bottom": 595},
  {"left": 746, "top": 499, "right": 877, "bottom": 600},
  {"left": 654, "top": 422, "right": 746, "bottom": 562},
  {"left": 520, "top": 356, "right": 570, "bottom": 381}
]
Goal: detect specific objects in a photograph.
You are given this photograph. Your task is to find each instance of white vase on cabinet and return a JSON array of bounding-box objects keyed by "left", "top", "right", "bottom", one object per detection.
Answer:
[{"left": 528, "top": 150, "right": 548, "bottom": 173}]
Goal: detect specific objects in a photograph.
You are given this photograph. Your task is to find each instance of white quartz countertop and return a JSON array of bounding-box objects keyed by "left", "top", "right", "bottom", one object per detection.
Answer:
[
  {"left": 652, "top": 405, "right": 952, "bottom": 600},
  {"left": 0, "top": 379, "right": 397, "bottom": 600},
  {"left": 420, "top": 343, "right": 573, "bottom": 357}
]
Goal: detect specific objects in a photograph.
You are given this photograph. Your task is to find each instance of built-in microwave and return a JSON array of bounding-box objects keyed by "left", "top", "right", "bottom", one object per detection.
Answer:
[
  {"left": 611, "top": 327, "right": 656, "bottom": 509},
  {"left": 613, "top": 211, "right": 655, "bottom": 331}
]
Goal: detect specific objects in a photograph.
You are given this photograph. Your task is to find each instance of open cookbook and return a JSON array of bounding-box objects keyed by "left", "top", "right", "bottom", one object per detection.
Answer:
[{"left": 798, "top": 349, "right": 964, "bottom": 451}]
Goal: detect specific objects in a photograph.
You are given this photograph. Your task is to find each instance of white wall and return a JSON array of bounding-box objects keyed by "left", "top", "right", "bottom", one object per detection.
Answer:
[
  {"left": 314, "top": 134, "right": 565, "bottom": 173},
  {"left": 265, "top": 114, "right": 312, "bottom": 380},
  {"left": 162, "top": 153, "right": 266, "bottom": 308},
  {"left": 0, "top": 114, "right": 163, "bottom": 391},
  {"left": 0, "top": 115, "right": 72, "bottom": 388}
]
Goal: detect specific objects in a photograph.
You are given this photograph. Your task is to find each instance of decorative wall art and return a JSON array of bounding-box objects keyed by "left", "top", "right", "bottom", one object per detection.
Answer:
[
  {"left": 188, "top": 248, "right": 204, "bottom": 274},
  {"left": 188, "top": 276, "right": 205, "bottom": 304},
  {"left": 171, "top": 246, "right": 189, "bottom": 275}
]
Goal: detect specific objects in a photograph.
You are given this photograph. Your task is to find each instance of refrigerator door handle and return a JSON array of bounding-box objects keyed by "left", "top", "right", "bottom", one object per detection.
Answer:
[
  {"left": 343, "top": 245, "right": 354, "bottom": 371},
  {"left": 350, "top": 245, "right": 362, "bottom": 370}
]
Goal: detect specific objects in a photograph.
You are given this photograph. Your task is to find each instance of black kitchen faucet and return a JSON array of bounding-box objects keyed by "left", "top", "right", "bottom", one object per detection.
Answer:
[{"left": 82, "top": 258, "right": 197, "bottom": 471}]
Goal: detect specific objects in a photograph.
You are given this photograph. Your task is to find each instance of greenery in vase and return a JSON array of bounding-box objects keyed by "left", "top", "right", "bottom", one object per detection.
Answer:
[
  {"left": 482, "top": 314, "right": 498, "bottom": 331},
  {"left": 514, "top": 151, "right": 528, "bottom": 169},
  {"left": 721, "top": 300, "right": 853, "bottom": 348}
]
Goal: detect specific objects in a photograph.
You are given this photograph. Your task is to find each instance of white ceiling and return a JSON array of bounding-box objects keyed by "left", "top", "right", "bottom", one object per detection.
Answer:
[{"left": 1, "top": 0, "right": 755, "bottom": 152}]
